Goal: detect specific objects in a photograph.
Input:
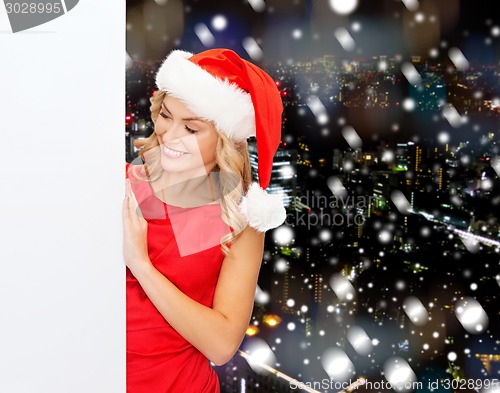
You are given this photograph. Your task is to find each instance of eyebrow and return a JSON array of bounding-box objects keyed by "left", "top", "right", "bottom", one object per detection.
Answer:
[{"left": 162, "top": 103, "right": 205, "bottom": 122}]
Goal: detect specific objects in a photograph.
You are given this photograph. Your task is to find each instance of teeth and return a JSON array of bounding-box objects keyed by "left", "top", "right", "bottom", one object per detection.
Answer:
[{"left": 163, "top": 145, "right": 186, "bottom": 157}]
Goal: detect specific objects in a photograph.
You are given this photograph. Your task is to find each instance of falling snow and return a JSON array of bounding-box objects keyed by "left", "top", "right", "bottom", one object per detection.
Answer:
[
  {"left": 322, "top": 348, "right": 356, "bottom": 381},
  {"left": 242, "top": 37, "right": 263, "bottom": 61},
  {"left": 402, "top": 98, "right": 416, "bottom": 111},
  {"left": 455, "top": 297, "right": 489, "bottom": 334},
  {"left": 334, "top": 28, "right": 356, "bottom": 52},
  {"left": 401, "top": 62, "right": 422, "bottom": 85},
  {"left": 329, "top": 0, "right": 358, "bottom": 15},
  {"left": 403, "top": 296, "right": 430, "bottom": 326},
  {"left": 342, "top": 125, "right": 363, "bottom": 149},
  {"left": 125, "top": 4, "right": 500, "bottom": 391},
  {"left": 194, "top": 23, "right": 215, "bottom": 47},
  {"left": 383, "top": 357, "right": 417, "bottom": 392},
  {"left": 211, "top": 15, "right": 227, "bottom": 31},
  {"left": 448, "top": 47, "right": 470, "bottom": 71}
]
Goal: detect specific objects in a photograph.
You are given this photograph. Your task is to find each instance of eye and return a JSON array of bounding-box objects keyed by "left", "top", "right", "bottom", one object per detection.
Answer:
[
  {"left": 185, "top": 125, "right": 198, "bottom": 134},
  {"left": 159, "top": 111, "right": 171, "bottom": 119}
]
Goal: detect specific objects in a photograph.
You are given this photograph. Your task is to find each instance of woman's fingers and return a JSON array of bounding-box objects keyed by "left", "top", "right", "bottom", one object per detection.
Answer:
[
  {"left": 123, "top": 195, "right": 128, "bottom": 219},
  {"left": 123, "top": 180, "right": 131, "bottom": 221},
  {"left": 127, "top": 180, "right": 145, "bottom": 221},
  {"left": 128, "top": 187, "right": 138, "bottom": 225}
]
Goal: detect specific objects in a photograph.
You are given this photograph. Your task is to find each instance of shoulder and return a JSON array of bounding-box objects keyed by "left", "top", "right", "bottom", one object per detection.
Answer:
[
  {"left": 224, "top": 225, "right": 264, "bottom": 264},
  {"left": 215, "top": 226, "right": 265, "bottom": 299},
  {"left": 237, "top": 225, "right": 265, "bottom": 244},
  {"left": 125, "top": 159, "right": 145, "bottom": 180},
  {"left": 126, "top": 157, "right": 145, "bottom": 175}
]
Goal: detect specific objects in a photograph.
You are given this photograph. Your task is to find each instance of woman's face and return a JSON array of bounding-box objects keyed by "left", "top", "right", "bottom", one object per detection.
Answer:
[{"left": 154, "top": 95, "right": 219, "bottom": 176}]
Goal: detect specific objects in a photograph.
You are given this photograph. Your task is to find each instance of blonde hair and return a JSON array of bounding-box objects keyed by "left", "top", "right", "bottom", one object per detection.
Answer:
[{"left": 132, "top": 90, "right": 252, "bottom": 255}]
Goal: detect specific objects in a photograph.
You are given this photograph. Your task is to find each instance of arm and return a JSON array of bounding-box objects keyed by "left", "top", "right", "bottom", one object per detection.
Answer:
[
  {"left": 131, "top": 226, "right": 264, "bottom": 366},
  {"left": 123, "top": 180, "right": 265, "bottom": 366}
]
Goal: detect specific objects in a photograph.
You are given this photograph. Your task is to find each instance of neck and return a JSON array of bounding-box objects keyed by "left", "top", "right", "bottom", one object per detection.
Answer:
[{"left": 152, "top": 167, "right": 218, "bottom": 207}]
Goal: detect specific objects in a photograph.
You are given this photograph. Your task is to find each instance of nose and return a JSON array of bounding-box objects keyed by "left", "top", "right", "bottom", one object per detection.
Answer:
[{"left": 159, "top": 121, "right": 186, "bottom": 145}]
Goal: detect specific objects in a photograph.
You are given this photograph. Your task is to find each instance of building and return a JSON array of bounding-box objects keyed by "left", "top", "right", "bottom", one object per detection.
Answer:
[
  {"left": 249, "top": 141, "right": 298, "bottom": 208},
  {"left": 332, "top": 148, "right": 343, "bottom": 170}
]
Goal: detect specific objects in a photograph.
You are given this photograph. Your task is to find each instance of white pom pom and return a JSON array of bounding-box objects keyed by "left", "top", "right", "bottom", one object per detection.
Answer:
[{"left": 239, "top": 183, "right": 286, "bottom": 232}]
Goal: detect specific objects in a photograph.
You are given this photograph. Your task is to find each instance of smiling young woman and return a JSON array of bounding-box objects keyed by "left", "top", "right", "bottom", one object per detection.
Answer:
[
  {"left": 123, "top": 48, "right": 286, "bottom": 393},
  {"left": 155, "top": 95, "right": 219, "bottom": 175}
]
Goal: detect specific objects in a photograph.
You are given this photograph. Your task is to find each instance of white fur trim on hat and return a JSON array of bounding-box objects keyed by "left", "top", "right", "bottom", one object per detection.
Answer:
[
  {"left": 155, "top": 50, "right": 256, "bottom": 142},
  {"left": 239, "top": 183, "right": 286, "bottom": 232}
]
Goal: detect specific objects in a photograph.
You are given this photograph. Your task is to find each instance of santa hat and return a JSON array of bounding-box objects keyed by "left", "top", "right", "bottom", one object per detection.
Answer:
[{"left": 155, "top": 48, "right": 286, "bottom": 232}]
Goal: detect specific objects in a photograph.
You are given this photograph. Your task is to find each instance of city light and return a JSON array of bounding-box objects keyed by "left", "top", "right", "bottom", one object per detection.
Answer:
[
  {"left": 263, "top": 314, "right": 282, "bottom": 327},
  {"left": 245, "top": 326, "right": 259, "bottom": 337},
  {"left": 124, "top": 6, "right": 500, "bottom": 391}
]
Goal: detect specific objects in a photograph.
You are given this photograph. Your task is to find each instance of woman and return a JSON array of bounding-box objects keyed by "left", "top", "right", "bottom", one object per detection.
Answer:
[{"left": 123, "top": 48, "right": 286, "bottom": 392}]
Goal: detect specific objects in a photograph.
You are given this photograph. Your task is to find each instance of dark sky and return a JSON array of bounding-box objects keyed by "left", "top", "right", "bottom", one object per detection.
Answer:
[
  {"left": 127, "top": 0, "right": 499, "bottom": 64},
  {"left": 126, "top": 0, "right": 499, "bottom": 153}
]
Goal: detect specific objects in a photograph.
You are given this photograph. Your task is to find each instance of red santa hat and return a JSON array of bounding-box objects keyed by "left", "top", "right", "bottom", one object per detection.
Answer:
[{"left": 155, "top": 48, "right": 286, "bottom": 232}]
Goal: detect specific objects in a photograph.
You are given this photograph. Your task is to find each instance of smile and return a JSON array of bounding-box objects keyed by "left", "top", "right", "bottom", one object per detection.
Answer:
[{"left": 163, "top": 145, "right": 188, "bottom": 158}]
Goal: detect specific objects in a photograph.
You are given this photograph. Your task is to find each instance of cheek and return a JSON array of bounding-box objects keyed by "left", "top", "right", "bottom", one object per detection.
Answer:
[
  {"left": 154, "top": 121, "right": 163, "bottom": 137},
  {"left": 154, "top": 116, "right": 169, "bottom": 137},
  {"left": 200, "top": 136, "right": 218, "bottom": 164}
]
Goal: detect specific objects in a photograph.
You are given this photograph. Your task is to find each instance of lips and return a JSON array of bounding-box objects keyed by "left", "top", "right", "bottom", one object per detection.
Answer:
[{"left": 162, "top": 145, "right": 188, "bottom": 158}]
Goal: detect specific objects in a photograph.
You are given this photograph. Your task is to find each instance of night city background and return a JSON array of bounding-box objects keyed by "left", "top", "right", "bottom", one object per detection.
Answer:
[{"left": 125, "top": 1, "right": 500, "bottom": 392}]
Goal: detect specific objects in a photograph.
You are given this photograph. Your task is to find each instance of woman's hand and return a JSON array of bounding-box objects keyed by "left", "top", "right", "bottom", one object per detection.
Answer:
[{"left": 123, "top": 179, "right": 151, "bottom": 275}]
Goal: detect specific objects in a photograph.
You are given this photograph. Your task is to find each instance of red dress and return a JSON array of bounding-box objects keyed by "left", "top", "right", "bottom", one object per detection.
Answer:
[{"left": 126, "top": 163, "right": 230, "bottom": 393}]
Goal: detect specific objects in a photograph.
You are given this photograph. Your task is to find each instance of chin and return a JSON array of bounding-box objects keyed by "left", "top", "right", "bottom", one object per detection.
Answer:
[{"left": 160, "top": 154, "right": 207, "bottom": 176}]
